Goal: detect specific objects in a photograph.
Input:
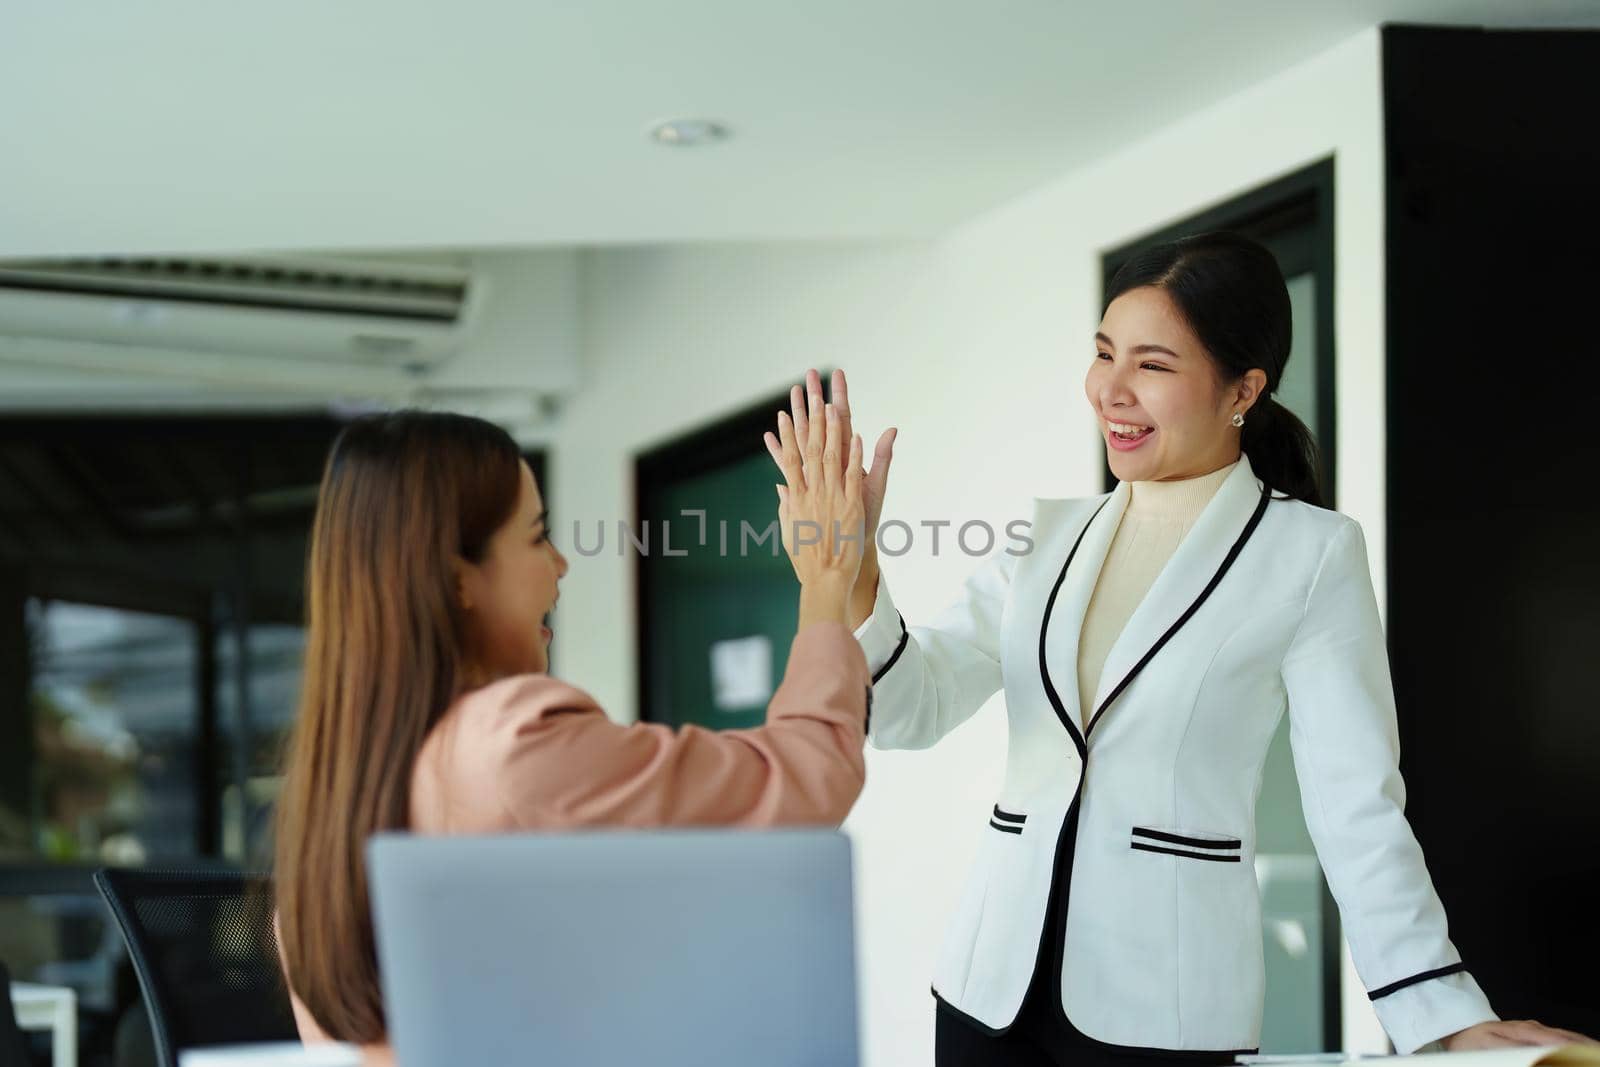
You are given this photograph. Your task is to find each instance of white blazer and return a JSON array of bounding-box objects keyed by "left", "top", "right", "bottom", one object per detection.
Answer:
[{"left": 854, "top": 454, "right": 1496, "bottom": 1055}]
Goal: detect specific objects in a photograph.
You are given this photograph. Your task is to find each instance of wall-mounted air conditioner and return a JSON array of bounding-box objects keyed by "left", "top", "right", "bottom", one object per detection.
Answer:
[{"left": 0, "top": 254, "right": 481, "bottom": 372}]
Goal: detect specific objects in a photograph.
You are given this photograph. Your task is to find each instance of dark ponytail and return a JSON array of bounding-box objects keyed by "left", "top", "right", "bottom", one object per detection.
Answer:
[
  {"left": 1239, "top": 395, "right": 1323, "bottom": 507},
  {"left": 1104, "top": 231, "right": 1325, "bottom": 507}
]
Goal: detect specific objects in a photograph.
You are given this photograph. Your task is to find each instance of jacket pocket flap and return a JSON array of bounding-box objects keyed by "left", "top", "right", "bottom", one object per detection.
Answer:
[
  {"left": 989, "top": 805, "right": 1026, "bottom": 834},
  {"left": 1130, "top": 826, "right": 1243, "bottom": 861}
]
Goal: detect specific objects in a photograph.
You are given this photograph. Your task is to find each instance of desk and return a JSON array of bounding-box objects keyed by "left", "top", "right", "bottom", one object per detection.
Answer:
[{"left": 9, "top": 982, "right": 77, "bottom": 1067}]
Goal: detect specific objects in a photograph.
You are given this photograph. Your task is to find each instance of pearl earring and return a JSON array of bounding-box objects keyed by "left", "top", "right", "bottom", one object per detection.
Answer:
[{"left": 1230, "top": 412, "right": 1245, "bottom": 428}]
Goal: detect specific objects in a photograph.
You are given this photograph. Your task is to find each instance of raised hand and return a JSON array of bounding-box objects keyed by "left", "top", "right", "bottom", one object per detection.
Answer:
[
  {"left": 769, "top": 369, "right": 896, "bottom": 548},
  {"left": 764, "top": 369, "right": 896, "bottom": 630},
  {"left": 768, "top": 389, "right": 866, "bottom": 628},
  {"left": 828, "top": 369, "right": 897, "bottom": 549}
]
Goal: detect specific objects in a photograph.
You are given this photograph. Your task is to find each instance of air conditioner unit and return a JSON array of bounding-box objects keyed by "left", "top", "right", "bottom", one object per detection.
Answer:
[{"left": 0, "top": 254, "right": 480, "bottom": 371}]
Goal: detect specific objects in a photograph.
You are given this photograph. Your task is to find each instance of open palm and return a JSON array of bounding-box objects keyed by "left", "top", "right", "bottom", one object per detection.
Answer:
[{"left": 765, "top": 368, "right": 896, "bottom": 548}]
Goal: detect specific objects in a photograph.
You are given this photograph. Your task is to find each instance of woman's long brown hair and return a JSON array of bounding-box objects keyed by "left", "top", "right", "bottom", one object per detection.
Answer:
[{"left": 274, "top": 411, "right": 523, "bottom": 1043}]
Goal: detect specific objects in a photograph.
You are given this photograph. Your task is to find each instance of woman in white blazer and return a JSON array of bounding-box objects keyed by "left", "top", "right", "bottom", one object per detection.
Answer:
[{"left": 767, "top": 233, "right": 1591, "bottom": 1065}]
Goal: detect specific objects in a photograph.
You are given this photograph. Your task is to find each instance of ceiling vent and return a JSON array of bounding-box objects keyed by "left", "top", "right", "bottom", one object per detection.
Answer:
[{"left": 0, "top": 255, "right": 480, "bottom": 370}]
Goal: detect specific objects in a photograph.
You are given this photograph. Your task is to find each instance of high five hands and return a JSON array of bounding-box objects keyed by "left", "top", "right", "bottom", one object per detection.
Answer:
[{"left": 764, "top": 369, "right": 897, "bottom": 630}]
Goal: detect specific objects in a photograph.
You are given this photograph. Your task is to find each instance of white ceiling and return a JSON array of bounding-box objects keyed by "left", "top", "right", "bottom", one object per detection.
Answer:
[{"left": 2, "top": 0, "right": 1597, "bottom": 259}]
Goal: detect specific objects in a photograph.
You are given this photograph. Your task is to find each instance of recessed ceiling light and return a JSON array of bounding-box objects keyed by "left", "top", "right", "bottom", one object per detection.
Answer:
[{"left": 650, "top": 119, "right": 731, "bottom": 147}]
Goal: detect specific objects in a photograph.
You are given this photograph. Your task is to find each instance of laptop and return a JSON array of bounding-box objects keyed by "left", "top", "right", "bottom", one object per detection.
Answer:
[{"left": 367, "top": 828, "right": 859, "bottom": 1067}]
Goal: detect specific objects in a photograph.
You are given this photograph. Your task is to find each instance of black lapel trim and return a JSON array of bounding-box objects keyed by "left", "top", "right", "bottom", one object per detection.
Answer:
[
  {"left": 988, "top": 819, "right": 1024, "bottom": 835},
  {"left": 1037, "top": 498, "right": 1110, "bottom": 759},
  {"left": 1131, "top": 827, "right": 1241, "bottom": 850},
  {"left": 1083, "top": 483, "right": 1272, "bottom": 740},
  {"left": 870, "top": 613, "right": 910, "bottom": 685},
  {"left": 1367, "top": 963, "right": 1469, "bottom": 1001},
  {"left": 1131, "top": 842, "right": 1241, "bottom": 863}
]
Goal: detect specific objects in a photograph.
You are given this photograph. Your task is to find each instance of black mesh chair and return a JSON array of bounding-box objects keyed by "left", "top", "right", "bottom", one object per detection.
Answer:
[
  {"left": 1, "top": 959, "right": 33, "bottom": 1067},
  {"left": 93, "top": 869, "right": 299, "bottom": 1067}
]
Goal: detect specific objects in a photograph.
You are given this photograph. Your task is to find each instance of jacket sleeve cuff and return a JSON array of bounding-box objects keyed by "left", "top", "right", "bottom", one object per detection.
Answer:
[
  {"left": 850, "top": 572, "right": 908, "bottom": 682},
  {"left": 1369, "top": 966, "right": 1497, "bottom": 1054}
]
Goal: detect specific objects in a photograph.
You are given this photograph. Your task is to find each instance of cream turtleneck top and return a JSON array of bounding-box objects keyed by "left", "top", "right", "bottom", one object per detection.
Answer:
[{"left": 1074, "top": 459, "right": 1239, "bottom": 726}]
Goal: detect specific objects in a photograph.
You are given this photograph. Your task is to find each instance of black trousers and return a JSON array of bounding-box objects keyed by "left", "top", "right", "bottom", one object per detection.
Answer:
[
  {"left": 933, "top": 961, "right": 1120, "bottom": 1067},
  {"left": 935, "top": 989, "right": 1237, "bottom": 1067},
  {"left": 935, "top": 997, "right": 1061, "bottom": 1066},
  {"left": 934, "top": 917, "right": 1237, "bottom": 1067}
]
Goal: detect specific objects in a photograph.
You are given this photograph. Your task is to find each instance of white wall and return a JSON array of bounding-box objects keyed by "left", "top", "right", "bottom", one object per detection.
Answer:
[
  {"left": 421, "top": 248, "right": 582, "bottom": 409},
  {"left": 546, "top": 26, "right": 1388, "bottom": 1066}
]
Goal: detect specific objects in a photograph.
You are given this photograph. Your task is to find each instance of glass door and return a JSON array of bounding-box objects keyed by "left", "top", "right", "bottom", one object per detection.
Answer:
[{"left": 21, "top": 599, "right": 203, "bottom": 866}]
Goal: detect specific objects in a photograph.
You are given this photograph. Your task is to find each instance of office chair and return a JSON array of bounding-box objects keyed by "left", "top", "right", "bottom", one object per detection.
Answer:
[
  {"left": 93, "top": 869, "right": 298, "bottom": 1067},
  {"left": 1, "top": 959, "right": 33, "bottom": 1067}
]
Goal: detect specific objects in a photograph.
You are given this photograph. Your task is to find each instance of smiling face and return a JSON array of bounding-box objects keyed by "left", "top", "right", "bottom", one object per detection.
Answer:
[
  {"left": 455, "top": 460, "right": 568, "bottom": 682},
  {"left": 1085, "top": 285, "right": 1265, "bottom": 483}
]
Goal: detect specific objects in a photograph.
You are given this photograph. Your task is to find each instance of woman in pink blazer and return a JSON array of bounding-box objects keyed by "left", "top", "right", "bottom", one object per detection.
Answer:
[{"left": 274, "top": 403, "right": 872, "bottom": 1064}]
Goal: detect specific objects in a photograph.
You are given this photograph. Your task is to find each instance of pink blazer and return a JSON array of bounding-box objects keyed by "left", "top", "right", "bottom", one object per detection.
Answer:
[{"left": 288, "top": 621, "right": 871, "bottom": 1063}]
